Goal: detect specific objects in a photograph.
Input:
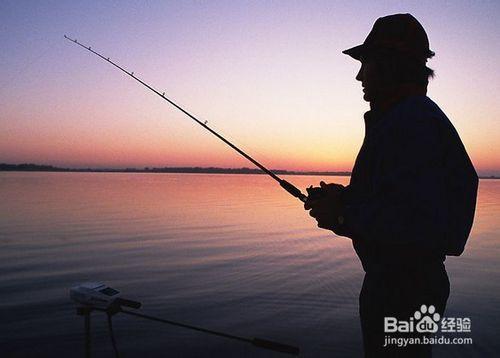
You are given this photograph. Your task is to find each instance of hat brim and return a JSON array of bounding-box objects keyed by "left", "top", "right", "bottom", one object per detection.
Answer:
[{"left": 342, "top": 44, "right": 365, "bottom": 61}]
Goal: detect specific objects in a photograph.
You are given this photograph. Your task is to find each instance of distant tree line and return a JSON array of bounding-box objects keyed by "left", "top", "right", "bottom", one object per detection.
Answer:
[
  {"left": 0, "top": 163, "right": 352, "bottom": 176},
  {"left": 1, "top": 163, "right": 496, "bottom": 178}
]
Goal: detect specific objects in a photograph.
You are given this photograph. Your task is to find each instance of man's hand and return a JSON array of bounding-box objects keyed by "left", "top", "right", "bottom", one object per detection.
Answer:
[{"left": 304, "top": 181, "right": 345, "bottom": 231}]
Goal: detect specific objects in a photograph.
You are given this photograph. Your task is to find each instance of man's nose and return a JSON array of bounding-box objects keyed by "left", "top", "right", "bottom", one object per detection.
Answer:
[{"left": 356, "top": 66, "right": 363, "bottom": 82}]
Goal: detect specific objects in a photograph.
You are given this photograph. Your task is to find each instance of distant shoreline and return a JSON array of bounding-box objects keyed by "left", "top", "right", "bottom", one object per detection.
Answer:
[
  {"left": 1, "top": 163, "right": 497, "bottom": 179},
  {"left": 0, "top": 163, "right": 351, "bottom": 177}
]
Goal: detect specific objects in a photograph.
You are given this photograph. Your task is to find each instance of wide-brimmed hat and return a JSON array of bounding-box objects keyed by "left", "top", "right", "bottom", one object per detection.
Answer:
[{"left": 343, "top": 13, "right": 434, "bottom": 62}]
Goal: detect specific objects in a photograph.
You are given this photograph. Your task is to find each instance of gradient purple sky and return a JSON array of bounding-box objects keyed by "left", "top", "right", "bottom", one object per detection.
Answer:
[{"left": 1, "top": 1, "right": 499, "bottom": 175}]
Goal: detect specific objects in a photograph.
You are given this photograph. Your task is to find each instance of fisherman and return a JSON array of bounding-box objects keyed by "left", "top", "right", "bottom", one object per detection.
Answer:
[{"left": 304, "top": 14, "right": 478, "bottom": 357}]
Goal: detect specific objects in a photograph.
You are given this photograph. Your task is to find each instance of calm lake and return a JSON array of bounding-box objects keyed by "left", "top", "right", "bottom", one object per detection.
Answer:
[{"left": 1, "top": 172, "right": 499, "bottom": 357}]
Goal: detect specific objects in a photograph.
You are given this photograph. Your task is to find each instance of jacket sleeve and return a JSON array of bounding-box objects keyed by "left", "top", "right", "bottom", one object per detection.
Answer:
[{"left": 339, "top": 114, "right": 456, "bottom": 250}]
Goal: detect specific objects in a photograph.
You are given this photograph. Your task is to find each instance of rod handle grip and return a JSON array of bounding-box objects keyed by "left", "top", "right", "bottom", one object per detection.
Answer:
[
  {"left": 280, "top": 180, "right": 307, "bottom": 202},
  {"left": 252, "top": 337, "right": 300, "bottom": 355}
]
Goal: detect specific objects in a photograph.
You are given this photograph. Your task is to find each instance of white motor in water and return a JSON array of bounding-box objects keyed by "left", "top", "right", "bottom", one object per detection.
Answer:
[
  {"left": 70, "top": 282, "right": 141, "bottom": 309},
  {"left": 69, "top": 282, "right": 299, "bottom": 356}
]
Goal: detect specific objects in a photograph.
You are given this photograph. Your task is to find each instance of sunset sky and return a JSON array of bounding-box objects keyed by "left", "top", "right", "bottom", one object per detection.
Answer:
[{"left": 1, "top": 1, "right": 499, "bottom": 175}]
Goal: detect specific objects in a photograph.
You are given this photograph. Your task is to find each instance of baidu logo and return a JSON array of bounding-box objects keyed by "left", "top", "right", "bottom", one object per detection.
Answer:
[
  {"left": 383, "top": 304, "right": 473, "bottom": 346},
  {"left": 385, "top": 305, "right": 441, "bottom": 333},
  {"left": 414, "top": 305, "right": 441, "bottom": 333}
]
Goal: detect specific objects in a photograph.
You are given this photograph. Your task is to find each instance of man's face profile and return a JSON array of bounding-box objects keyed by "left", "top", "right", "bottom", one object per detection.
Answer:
[{"left": 356, "top": 59, "right": 385, "bottom": 103}]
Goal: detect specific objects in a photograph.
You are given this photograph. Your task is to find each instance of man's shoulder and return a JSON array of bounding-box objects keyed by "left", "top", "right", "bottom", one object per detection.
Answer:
[
  {"left": 392, "top": 95, "right": 447, "bottom": 122},
  {"left": 387, "top": 95, "right": 451, "bottom": 135}
]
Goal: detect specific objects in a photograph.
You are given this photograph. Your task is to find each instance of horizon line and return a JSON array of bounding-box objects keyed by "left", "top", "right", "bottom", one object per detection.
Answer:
[
  {"left": 1, "top": 163, "right": 499, "bottom": 179},
  {"left": 0, "top": 163, "right": 351, "bottom": 176}
]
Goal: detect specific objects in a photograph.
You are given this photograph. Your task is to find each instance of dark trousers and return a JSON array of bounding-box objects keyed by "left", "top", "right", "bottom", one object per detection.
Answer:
[{"left": 359, "top": 261, "right": 449, "bottom": 357}]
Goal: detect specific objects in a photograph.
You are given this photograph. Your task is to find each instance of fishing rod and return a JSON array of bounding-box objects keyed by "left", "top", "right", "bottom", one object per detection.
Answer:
[{"left": 64, "top": 35, "right": 322, "bottom": 203}]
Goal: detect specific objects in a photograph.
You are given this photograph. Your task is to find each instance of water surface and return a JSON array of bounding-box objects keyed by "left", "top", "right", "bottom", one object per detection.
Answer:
[{"left": 0, "top": 172, "right": 498, "bottom": 357}]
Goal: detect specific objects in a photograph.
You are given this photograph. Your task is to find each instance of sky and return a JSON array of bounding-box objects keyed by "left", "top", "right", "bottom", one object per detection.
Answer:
[{"left": 1, "top": 1, "right": 499, "bottom": 175}]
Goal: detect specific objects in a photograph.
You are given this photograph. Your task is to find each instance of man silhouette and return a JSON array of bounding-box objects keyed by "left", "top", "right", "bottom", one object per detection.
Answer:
[{"left": 304, "top": 14, "right": 478, "bottom": 357}]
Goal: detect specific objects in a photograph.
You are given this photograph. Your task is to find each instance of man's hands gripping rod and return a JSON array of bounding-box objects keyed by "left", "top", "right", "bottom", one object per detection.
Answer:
[
  {"left": 304, "top": 182, "right": 345, "bottom": 231},
  {"left": 281, "top": 178, "right": 345, "bottom": 232}
]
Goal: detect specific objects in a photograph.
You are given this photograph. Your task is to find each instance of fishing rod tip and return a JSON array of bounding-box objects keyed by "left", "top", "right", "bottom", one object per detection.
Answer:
[{"left": 63, "top": 34, "right": 76, "bottom": 43}]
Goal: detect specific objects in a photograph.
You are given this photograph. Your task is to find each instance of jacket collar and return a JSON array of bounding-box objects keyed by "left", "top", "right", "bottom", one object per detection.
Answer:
[{"left": 364, "top": 84, "right": 427, "bottom": 130}]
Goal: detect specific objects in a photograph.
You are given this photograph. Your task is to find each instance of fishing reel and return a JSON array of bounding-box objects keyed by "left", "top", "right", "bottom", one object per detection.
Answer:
[
  {"left": 306, "top": 183, "right": 346, "bottom": 201},
  {"left": 306, "top": 186, "right": 326, "bottom": 201}
]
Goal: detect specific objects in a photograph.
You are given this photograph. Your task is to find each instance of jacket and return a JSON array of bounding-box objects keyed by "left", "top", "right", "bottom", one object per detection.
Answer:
[{"left": 340, "top": 95, "right": 478, "bottom": 271}]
